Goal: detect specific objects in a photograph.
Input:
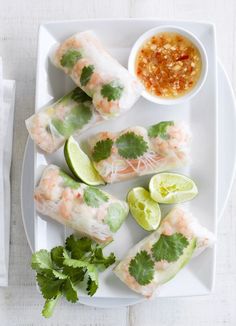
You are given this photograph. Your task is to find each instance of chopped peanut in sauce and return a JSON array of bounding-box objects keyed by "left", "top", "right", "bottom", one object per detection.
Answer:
[{"left": 135, "top": 32, "right": 202, "bottom": 98}]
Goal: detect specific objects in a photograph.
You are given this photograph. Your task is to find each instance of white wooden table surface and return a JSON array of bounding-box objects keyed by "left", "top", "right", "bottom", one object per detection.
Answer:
[{"left": 0, "top": 0, "right": 236, "bottom": 325}]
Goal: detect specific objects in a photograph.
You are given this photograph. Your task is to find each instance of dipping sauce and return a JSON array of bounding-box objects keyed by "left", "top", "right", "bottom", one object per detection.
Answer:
[{"left": 135, "top": 32, "right": 202, "bottom": 98}]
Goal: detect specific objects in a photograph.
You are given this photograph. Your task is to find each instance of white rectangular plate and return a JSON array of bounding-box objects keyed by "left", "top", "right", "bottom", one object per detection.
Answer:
[{"left": 34, "top": 19, "right": 217, "bottom": 300}]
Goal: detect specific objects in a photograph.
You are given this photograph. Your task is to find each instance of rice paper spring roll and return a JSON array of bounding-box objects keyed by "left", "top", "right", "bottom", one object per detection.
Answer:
[
  {"left": 34, "top": 165, "right": 129, "bottom": 243},
  {"left": 25, "top": 88, "right": 102, "bottom": 153},
  {"left": 53, "top": 30, "right": 142, "bottom": 119},
  {"left": 113, "top": 207, "right": 215, "bottom": 297},
  {"left": 88, "top": 121, "right": 190, "bottom": 183}
]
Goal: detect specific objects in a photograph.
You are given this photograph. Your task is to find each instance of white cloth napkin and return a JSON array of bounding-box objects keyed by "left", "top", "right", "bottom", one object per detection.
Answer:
[{"left": 0, "top": 57, "right": 15, "bottom": 286}]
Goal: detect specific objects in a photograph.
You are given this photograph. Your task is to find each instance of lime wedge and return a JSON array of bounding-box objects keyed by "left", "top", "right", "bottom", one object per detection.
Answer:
[
  {"left": 64, "top": 136, "right": 105, "bottom": 186},
  {"left": 127, "top": 187, "right": 161, "bottom": 231},
  {"left": 149, "top": 173, "right": 198, "bottom": 204}
]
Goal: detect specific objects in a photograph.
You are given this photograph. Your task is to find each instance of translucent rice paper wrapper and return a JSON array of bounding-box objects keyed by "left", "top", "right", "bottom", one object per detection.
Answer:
[
  {"left": 25, "top": 88, "right": 102, "bottom": 154},
  {"left": 52, "top": 30, "right": 143, "bottom": 119},
  {"left": 34, "top": 165, "right": 129, "bottom": 244},
  {"left": 113, "top": 206, "right": 215, "bottom": 297},
  {"left": 88, "top": 121, "right": 191, "bottom": 183}
]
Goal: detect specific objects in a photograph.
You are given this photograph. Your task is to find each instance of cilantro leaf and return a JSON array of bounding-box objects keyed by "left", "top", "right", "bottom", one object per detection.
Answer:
[
  {"left": 59, "top": 170, "right": 80, "bottom": 189},
  {"left": 71, "top": 87, "right": 91, "bottom": 103},
  {"left": 42, "top": 293, "right": 61, "bottom": 318},
  {"left": 63, "top": 278, "right": 78, "bottom": 303},
  {"left": 63, "top": 258, "right": 98, "bottom": 283},
  {"left": 92, "top": 138, "right": 113, "bottom": 162},
  {"left": 151, "top": 233, "right": 189, "bottom": 262},
  {"left": 52, "top": 103, "right": 92, "bottom": 137},
  {"left": 115, "top": 132, "right": 148, "bottom": 159},
  {"left": 63, "top": 258, "right": 89, "bottom": 269},
  {"left": 51, "top": 246, "right": 66, "bottom": 268},
  {"left": 148, "top": 121, "right": 174, "bottom": 139},
  {"left": 62, "top": 266, "right": 85, "bottom": 284},
  {"left": 60, "top": 49, "right": 82, "bottom": 69},
  {"left": 31, "top": 250, "right": 53, "bottom": 273},
  {"left": 86, "top": 264, "right": 99, "bottom": 284},
  {"left": 87, "top": 277, "right": 98, "bottom": 296},
  {"left": 65, "top": 235, "right": 93, "bottom": 259},
  {"left": 101, "top": 82, "right": 123, "bottom": 101},
  {"left": 129, "top": 251, "right": 154, "bottom": 285},
  {"left": 84, "top": 186, "right": 109, "bottom": 208},
  {"left": 32, "top": 235, "right": 115, "bottom": 318},
  {"left": 36, "top": 274, "right": 64, "bottom": 300},
  {"left": 52, "top": 270, "right": 67, "bottom": 280},
  {"left": 63, "top": 258, "right": 99, "bottom": 296},
  {"left": 80, "top": 65, "right": 95, "bottom": 86},
  {"left": 91, "top": 247, "right": 116, "bottom": 268},
  {"left": 105, "top": 203, "right": 128, "bottom": 232}
]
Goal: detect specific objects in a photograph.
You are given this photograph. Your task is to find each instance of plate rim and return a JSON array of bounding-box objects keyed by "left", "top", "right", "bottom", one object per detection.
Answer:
[
  {"left": 39, "top": 17, "right": 216, "bottom": 28},
  {"left": 217, "top": 61, "right": 236, "bottom": 220}
]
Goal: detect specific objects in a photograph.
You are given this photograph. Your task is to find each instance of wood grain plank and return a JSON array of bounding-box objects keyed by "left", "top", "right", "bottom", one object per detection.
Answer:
[{"left": 0, "top": 286, "right": 128, "bottom": 326}]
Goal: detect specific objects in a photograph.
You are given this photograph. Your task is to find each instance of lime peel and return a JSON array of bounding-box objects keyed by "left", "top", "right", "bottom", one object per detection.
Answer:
[{"left": 64, "top": 136, "right": 105, "bottom": 186}]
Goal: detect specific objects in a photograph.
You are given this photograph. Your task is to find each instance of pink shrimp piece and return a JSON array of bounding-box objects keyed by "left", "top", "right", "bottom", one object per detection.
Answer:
[
  {"left": 56, "top": 38, "right": 81, "bottom": 59},
  {"left": 99, "top": 131, "right": 115, "bottom": 140},
  {"left": 168, "top": 124, "right": 190, "bottom": 143},
  {"left": 58, "top": 188, "right": 76, "bottom": 220},
  {"left": 86, "top": 72, "right": 104, "bottom": 92},
  {"left": 54, "top": 102, "right": 71, "bottom": 120},
  {"left": 124, "top": 268, "right": 141, "bottom": 291},
  {"left": 155, "top": 260, "right": 169, "bottom": 270},
  {"left": 34, "top": 192, "right": 44, "bottom": 204},
  {"left": 29, "top": 114, "right": 56, "bottom": 153},
  {"left": 162, "top": 221, "right": 175, "bottom": 236},
  {"left": 94, "top": 98, "right": 120, "bottom": 116},
  {"left": 96, "top": 206, "right": 108, "bottom": 222},
  {"left": 40, "top": 168, "right": 62, "bottom": 201},
  {"left": 73, "top": 58, "right": 91, "bottom": 77}
]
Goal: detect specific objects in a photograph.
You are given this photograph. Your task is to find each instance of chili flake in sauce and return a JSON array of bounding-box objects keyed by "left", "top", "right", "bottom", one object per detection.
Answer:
[{"left": 135, "top": 32, "right": 202, "bottom": 98}]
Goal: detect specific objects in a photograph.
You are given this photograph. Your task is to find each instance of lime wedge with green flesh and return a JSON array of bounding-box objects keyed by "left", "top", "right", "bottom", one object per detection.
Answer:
[
  {"left": 149, "top": 173, "right": 198, "bottom": 204},
  {"left": 127, "top": 187, "right": 161, "bottom": 231},
  {"left": 64, "top": 136, "right": 105, "bottom": 186}
]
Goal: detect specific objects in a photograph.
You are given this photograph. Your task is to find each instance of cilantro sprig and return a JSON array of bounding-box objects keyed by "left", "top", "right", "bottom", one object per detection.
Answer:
[
  {"left": 60, "top": 49, "right": 82, "bottom": 69},
  {"left": 92, "top": 138, "right": 113, "bottom": 162},
  {"left": 91, "top": 132, "right": 149, "bottom": 161},
  {"left": 115, "top": 132, "right": 148, "bottom": 159},
  {"left": 71, "top": 87, "right": 91, "bottom": 103},
  {"left": 129, "top": 251, "right": 154, "bottom": 285},
  {"left": 101, "top": 82, "right": 123, "bottom": 101},
  {"left": 31, "top": 235, "right": 116, "bottom": 318},
  {"left": 148, "top": 121, "right": 174, "bottom": 139},
  {"left": 80, "top": 65, "right": 95, "bottom": 86},
  {"left": 151, "top": 233, "right": 189, "bottom": 262}
]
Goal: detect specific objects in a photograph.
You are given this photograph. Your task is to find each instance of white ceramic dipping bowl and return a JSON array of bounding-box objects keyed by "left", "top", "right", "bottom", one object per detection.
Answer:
[{"left": 128, "top": 25, "right": 208, "bottom": 105}]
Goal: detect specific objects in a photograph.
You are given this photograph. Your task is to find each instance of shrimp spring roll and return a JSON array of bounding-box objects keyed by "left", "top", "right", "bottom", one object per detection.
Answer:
[
  {"left": 114, "top": 207, "right": 215, "bottom": 297},
  {"left": 34, "top": 165, "right": 129, "bottom": 243},
  {"left": 88, "top": 121, "right": 190, "bottom": 183},
  {"left": 25, "top": 88, "right": 102, "bottom": 153},
  {"left": 53, "top": 31, "right": 142, "bottom": 119}
]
